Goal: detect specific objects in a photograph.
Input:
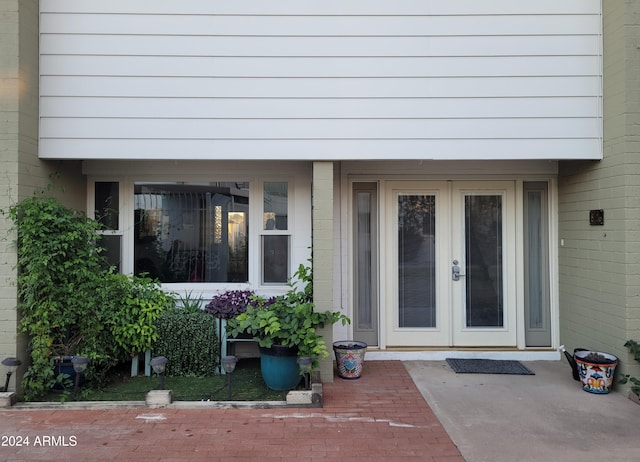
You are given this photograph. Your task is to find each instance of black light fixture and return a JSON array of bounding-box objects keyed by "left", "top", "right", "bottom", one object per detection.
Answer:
[
  {"left": 221, "top": 355, "right": 238, "bottom": 400},
  {"left": 70, "top": 356, "right": 89, "bottom": 399},
  {"left": 1, "top": 357, "right": 21, "bottom": 392},
  {"left": 297, "top": 357, "right": 313, "bottom": 390},
  {"left": 150, "top": 356, "right": 168, "bottom": 390}
]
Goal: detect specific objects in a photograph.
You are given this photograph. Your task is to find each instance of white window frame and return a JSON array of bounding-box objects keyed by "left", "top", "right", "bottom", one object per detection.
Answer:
[
  {"left": 88, "top": 175, "right": 297, "bottom": 297},
  {"left": 259, "top": 179, "right": 292, "bottom": 286}
]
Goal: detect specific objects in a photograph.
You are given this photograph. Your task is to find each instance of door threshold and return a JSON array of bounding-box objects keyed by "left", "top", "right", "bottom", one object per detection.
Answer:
[{"left": 365, "top": 349, "right": 560, "bottom": 361}]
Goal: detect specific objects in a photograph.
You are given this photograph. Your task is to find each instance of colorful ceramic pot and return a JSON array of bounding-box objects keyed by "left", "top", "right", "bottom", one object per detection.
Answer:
[
  {"left": 574, "top": 350, "right": 618, "bottom": 394},
  {"left": 333, "top": 341, "right": 367, "bottom": 380}
]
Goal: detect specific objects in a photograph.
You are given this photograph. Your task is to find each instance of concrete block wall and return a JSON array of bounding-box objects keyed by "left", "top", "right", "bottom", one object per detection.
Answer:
[
  {"left": 0, "top": 0, "right": 30, "bottom": 393},
  {"left": 558, "top": 0, "right": 640, "bottom": 388}
]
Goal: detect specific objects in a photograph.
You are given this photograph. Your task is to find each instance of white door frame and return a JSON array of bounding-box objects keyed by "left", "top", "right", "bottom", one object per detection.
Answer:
[
  {"left": 383, "top": 181, "right": 451, "bottom": 346},
  {"left": 381, "top": 180, "right": 517, "bottom": 347},
  {"left": 450, "top": 181, "right": 517, "bottom": 347}
]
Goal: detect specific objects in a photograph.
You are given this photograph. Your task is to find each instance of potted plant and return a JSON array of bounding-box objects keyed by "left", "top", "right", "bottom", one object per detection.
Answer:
[
  {"left": 226, "top": 264, "right": 350, "bottom": 390},
  {"left": 205, "top": 289, "right": 254, "bottom": 321},
  {"left": 333, "top": 340, "right": 368, "bottom": 380},
  {"left": 205, "top": 289, "right": 255, "bottom": 370},
  {"left": 574, "top": 349, "right": 619, "bottom": 394}
]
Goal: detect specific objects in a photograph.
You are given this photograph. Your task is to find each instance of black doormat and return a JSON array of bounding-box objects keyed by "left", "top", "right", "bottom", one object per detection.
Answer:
[{"left": 445, "top": 358, "right": 535, "bottom": 375}]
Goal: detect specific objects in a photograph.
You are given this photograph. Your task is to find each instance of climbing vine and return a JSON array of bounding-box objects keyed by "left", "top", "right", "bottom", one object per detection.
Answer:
[{"left": 5, "top": 192, "right": 173, "bottom": 400}]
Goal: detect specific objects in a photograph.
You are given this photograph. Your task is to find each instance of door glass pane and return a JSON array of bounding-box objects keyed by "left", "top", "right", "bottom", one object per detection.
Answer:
[
  {"left": 398, "top": 194, "right": 436, "bottom": 328},
  {"left": 354, "top": 183, "right": 378, "bottom": 347},
  {"left": 465, "top": 195, "right": 503, "bottom": 327},
  {"left": 356, "top": 191, "right": 373, "bottom": 329},
  {"left": 527, "top": 191, "right": 543, "bottom": 329},
  {"left": 524, "top": 182, "right": 551, "bottom": 346}
]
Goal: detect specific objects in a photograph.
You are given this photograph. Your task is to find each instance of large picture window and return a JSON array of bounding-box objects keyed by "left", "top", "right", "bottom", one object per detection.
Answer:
[{"left": 134, "top": 182, "right": 249, "bottom": 283}]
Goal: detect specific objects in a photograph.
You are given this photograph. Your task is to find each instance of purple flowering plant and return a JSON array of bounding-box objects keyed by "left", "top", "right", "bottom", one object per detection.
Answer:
[{"left": 205, "top": 289, "right": 255, "bottom": 320}]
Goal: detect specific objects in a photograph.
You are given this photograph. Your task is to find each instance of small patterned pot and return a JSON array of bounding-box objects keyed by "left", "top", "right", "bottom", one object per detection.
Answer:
[
  {"left": 574, "top": 350, "right": 618, "bottom": 394},
  {"left": 333, "top": 341, "right": 367, "bottom": 380}
]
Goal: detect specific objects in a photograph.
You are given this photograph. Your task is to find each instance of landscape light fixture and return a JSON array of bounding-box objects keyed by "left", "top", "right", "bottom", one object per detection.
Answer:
[
  {"left": 221, "top": 355, "right": 238, "bottom": 400},
  {"left": 1, "top": 357, "right": 21, "bottom": 392},
  {"left": 150, "top": 356, "right": 168, "bottom": 390},
  {"left": 297, "top": 357, "right": 313, "bottom": 390},
  {"left": 70, "top": 356, "right": 89, "bottom": 399}
]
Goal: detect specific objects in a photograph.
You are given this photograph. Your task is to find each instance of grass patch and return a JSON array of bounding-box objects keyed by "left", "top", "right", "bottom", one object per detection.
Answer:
[{"left": 37, "top": 358, "right": 291, "bottom": 402}]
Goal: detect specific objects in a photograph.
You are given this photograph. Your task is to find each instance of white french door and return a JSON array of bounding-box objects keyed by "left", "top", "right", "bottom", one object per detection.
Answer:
[
  {"left": 384, "top": 181, "right": 516, "bottom": 347},
  {"left": 385, "top": 181, "right": 450, "bottom": 346},
  {"left": 450, "top": 182, "right": 516, "bottom": 346}
]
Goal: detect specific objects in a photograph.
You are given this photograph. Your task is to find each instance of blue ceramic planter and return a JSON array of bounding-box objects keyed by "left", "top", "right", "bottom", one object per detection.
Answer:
[{"left": 259, "top": 345, "right": 301, "bottom": 391}]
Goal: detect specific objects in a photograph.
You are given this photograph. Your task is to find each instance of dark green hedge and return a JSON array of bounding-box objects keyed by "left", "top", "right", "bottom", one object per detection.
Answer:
[{"left": 154, "top": 309, "right": 219, "bottom": 377}]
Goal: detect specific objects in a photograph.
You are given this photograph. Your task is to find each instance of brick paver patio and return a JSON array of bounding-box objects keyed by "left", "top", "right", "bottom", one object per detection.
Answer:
[{"left": 0, "top": 361, "right": 462, "bottom": 461}]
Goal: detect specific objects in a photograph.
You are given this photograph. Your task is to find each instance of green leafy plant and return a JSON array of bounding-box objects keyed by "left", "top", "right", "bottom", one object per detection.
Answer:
[
  {"left": 4, "top": 191, "right": 177, "bottom": 400},
  {"left": 6, "top": 193, "right": 120, "bottom": 399},
  {"left": 619, "top": 339, "right": 640, "bottom": 397},
  {"left": 226, "top": 264, "right": 350, "bottom": 370},
  {"left": 154, "top": 308, "right": 219, "bottom": 377},
  {"left": 107, "top": 274, "right": 175, "bottom": 357},
  {"left": 177, "top": 291, "right": 204, "bottom": 312}
]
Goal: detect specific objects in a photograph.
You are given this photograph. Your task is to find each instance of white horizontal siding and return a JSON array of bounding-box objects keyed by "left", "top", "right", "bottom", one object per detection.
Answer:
[
  {"left": 41, "top": 35, "right": 600, "bottom": 58},
  {"left": 40, "top": 0, "right": 600, "bottom": 16},
  {"left": 41, "top": 76, "right": 601, "bottom": 99},
  {"left": 40, "top": 139, "right": 601, "bottom": 160},
  {"left": 40, "top": 13, "right": 600, "bottom": 37},
  {"left": 41, "top": 118, "right": 599, "bottom": 140},
  {"left": 40, "top": 56, "right": 600, "bottom": 78},
  {"left": 40, "top": 97, "right": 601, "bottom": 119},
  {"left": 39, "top": 0, "right": 603, "bottom": 161}
]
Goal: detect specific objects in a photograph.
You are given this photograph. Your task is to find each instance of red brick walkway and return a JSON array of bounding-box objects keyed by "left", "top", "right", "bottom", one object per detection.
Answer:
[{"left": 0, "top": 361, "right": 463, "bottom": 461}]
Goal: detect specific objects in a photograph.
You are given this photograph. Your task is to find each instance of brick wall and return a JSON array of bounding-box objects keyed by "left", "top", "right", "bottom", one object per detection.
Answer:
[{"left": 558, "top": 0, "right": 640, "bottom": 387}]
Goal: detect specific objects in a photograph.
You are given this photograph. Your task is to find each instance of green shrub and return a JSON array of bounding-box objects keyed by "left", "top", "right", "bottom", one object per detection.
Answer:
[
  {"left": 5, "top": 191, "right": 177, "bottom": 400},
  {"left": 619, "top": 339, "right": 640, "bottom": 396},
  {"left": 6, "top": 193, "right": 120, "bottom": 398},
  {"left": 154, "top": 309, "right": 219, "bottom": 377},
  {"left": 107, "top": 274, "right": 175, "bottom": 357}
]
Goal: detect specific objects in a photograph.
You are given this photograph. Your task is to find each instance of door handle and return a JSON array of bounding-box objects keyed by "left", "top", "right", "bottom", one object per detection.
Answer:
[{"left": 452, "top": 260, "right": 465, "bottom": 281}]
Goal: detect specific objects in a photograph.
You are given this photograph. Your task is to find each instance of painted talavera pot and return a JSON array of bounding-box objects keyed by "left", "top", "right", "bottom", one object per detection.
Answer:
[
  {"left": 333, "top": 341, "right": 367, "bottom": 379},
  {"left": 574, "top": 350, "right": 618, "bottom": 394}
]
